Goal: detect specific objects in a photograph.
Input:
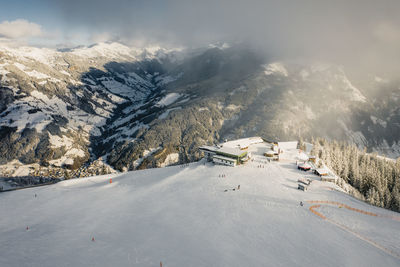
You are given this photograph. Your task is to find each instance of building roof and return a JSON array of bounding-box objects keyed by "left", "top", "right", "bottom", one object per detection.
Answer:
[
  {"left": 199, "top": 145, "right": 220, "bottom": 153},
  {"left": 316, "top": 168, "right": 329, "bottom": 174},
  {"left": 278, "top": 141, "right": 298, "bottom": 150},
  {"left": 221, "top": 137, "right": 264, "bottom": 150},
  {"left": 217, "top": 147, "right": 247, "bottom": 157},
  {"left": 296, "top": 152, "right": 309, "bottom": 161},
  {"left": 265, "top": 150, "right": 275, "bottom": 155},
  {"left": 321, "top": 176, "right": 336, "bottom": 181},
  {"left": 299, "top": 163, "right": 311, "bottom": 169}
]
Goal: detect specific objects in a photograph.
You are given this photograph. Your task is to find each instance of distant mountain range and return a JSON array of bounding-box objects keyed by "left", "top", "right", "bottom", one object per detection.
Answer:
[{"left": 0, "top": 42, "right": 399, "bottom": 177}]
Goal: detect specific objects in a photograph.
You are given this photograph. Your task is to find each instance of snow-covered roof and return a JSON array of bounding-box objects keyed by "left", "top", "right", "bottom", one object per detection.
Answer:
[
  {"left": 199, "top": 145, "right": 219, "bottom": 153},
  {"left": 299, "top": 163, "right": 311, "bottom": 168},
  {"left": 221, "top": 137, "right": 264, "bottom": 149},
  {"left": 217, "top": 147, "right": 247, "bottom": 157},
  {"left": 304, "top": 142, "right": 313, "bottom": 153},
  {"left": 296, "top": 152, "right": 309, "bottom": 161},
  {"left": 278, "top": 141, "right": 298, "bottom": 150},
  {"left": 265, "top": 150, "right": 275, "bottom": 155},
  {"left": 316, "top": 168, "right": 329, "bottom": 174}
]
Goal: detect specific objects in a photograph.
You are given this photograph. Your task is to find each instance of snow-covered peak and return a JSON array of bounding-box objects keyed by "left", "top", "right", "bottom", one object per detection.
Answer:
[
  {"left": 263, "top": 62, "right": 289, "bottom": 77},
  {"left": 0, "top": 42, "right": 183, "bottom": 65},
  {"left": 70, "top": 42, "right": 183, "bottom": 61},
  {"left": 336, "top": 67, "right": 367, "bottom": 103},
  {"left": 70, "top": 42, "right": 136, "bottom": 59},
  {"left": 0, "top": 45, "right": 59, "bottom": 66},
  {"left": 208, "top": 42, "right": 231, "bottom": 50}
]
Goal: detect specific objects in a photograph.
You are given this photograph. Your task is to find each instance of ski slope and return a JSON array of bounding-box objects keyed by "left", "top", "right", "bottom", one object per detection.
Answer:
[{"left": 0, "top": 143, "right": 399, "bottom": 267}]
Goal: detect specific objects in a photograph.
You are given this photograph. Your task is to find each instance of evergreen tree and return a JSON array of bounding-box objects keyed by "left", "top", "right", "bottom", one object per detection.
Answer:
[{"left": 311, "top": 138, "right": 400, "bottom": 212}]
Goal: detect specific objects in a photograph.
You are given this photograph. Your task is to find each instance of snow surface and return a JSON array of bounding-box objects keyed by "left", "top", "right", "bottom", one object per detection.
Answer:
[
  {"left": 331, "top": 68, "right": 366, "bottom": 103},
  {"left": 154, "top": 73, "right": 183, "bottom": 86},
  {"left": 13, "top": 63, "right": 50, "bottom": 79},
  {"left": 71, "top": 42, "right": 135, "bottom": 59},
  {"left": 0, "top": 143, "right": 399, "bottom": 267},
  {"left": 59, "top": 70, "right": 71, "bottom": 76},
  {"left": 0, "top": 46, "right": 58, "bottom": 66},
  {"left": 155, "top": 93, "right": 181, "bottom": 107},
  {"left": 160, "top": 153, "right": 180, "bottom": 167},
  {"left": 370, "top": 115, "right": 387, "bottom": 128},
  {"left": 263, "top": 62, "right": 289, "bottom": 77}
]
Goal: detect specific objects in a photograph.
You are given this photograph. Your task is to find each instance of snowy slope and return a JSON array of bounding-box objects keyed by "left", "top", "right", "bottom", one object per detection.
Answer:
[{"left": 0, "top": 144, "right": 399, "bottom": 267}]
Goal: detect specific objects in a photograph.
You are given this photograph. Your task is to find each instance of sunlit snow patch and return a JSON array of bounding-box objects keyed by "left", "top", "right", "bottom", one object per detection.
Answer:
[{"left": 155, "top": 93, "right": 181, "bottom": 107}]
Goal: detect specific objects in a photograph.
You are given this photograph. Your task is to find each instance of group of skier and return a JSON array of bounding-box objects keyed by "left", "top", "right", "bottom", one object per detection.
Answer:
[{"left": 224, "top": 185, "right": 240, "bottom": 192}]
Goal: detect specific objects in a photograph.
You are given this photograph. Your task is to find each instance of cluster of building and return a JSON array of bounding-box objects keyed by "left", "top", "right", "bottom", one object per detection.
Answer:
[
  {"left": 199, "top": 137, "right": 263, "bottom": 167},
  {"left": 199, "top": 137, "right": 337, "bottom": 186},
  {"left": 199, "top": 137, "right": 284, "bottom": 167},
  {"left": 199, "top": 145, "right": 250, "bottom": 167}
]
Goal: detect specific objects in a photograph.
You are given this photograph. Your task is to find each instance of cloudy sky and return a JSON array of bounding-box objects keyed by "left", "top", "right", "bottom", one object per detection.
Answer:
[{"left": 1, "top": 0, "right": 399, "bottom": 72}]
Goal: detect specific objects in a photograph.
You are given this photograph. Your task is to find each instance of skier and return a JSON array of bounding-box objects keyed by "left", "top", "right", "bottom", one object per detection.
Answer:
[{"left": 300, "top": 201, "right": 303, "bottom": 206}]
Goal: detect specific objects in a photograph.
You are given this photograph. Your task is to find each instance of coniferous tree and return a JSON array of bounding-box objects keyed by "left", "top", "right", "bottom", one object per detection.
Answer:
[{"left": 311, "top": 138, "right": 400, "bottom": 212}]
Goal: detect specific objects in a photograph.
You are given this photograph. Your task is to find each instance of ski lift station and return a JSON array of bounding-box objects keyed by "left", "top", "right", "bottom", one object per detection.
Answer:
[
  {"left": 199, "top": 145, "right": 250, "bottom": 167},
  {"left": 199, "top": 137, "right": 299, "bottom": 167},
  {"left": 199, "top": 137, "right": 337, "bottom": 186}
]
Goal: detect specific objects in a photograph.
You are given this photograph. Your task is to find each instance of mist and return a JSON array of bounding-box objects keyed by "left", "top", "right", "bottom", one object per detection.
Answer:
[{"left": 48, "top": 0, "right": 400, "bottom": 75}]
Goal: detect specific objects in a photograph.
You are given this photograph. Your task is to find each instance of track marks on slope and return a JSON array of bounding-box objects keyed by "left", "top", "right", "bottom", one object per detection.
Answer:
[{"left": 307, "top": 200, "right": 400, "bottom": 260}]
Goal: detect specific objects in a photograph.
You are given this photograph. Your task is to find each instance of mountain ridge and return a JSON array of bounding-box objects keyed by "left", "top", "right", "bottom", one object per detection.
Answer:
[{"left": 0, "top": 42, "right": 399, "bottom": 177}]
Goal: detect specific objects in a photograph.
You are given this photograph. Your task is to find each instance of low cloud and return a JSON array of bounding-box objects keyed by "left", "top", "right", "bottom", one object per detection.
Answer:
[
  {"left": 0, "top": 19, "right": 43, "bottom": 40},
  {"left": 33, "top": 1, "right": 400, "bottom": 74}
]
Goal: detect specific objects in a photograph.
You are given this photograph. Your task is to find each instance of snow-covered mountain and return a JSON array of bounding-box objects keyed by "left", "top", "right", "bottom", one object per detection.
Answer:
[
  {"left": 0, "top": 42, "right": 400, "bottom": 177},
  {"left": 0, "top": 144, "right": 399, "bottom": 266},
  {"left": 0, "top": 42, "right": 183, "bottom": 176}
]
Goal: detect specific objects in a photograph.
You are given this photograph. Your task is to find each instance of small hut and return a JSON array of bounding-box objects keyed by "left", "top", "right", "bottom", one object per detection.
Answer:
[
  {"left": 298, "top": 163, "right": 311, "bottom": 171},
  {"left": 314, "top": 168, "right": 329, "bottom": 176},
  {"left": 264, "top": 150, "right": 275, "bottom": 157},
  {"left": 298, "top": 184, "right": 308, "bottom": 191},
  {"left": 321, "top": 176, "right": 336, "bottom": 183}
]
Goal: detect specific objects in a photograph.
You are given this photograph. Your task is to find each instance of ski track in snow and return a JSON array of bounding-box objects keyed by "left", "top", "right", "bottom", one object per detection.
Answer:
[{"left": 308, "top": 202, "right": 400, "bottom": 259}]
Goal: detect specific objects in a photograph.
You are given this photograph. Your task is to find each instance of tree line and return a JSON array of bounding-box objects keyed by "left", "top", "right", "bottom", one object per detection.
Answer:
[{"left": 308, "top": 138, "right": 400, "bottom": 212}]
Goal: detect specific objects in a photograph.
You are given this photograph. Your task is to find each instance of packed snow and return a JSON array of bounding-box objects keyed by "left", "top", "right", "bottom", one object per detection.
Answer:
[{"left": 1, "top": 142, "right": 399, "bottom": 267}]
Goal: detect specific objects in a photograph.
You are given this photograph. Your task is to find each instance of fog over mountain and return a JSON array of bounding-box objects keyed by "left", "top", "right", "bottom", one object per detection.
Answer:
[{"left": 47, "top": 0, "right": 400, "bottom": 75}]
